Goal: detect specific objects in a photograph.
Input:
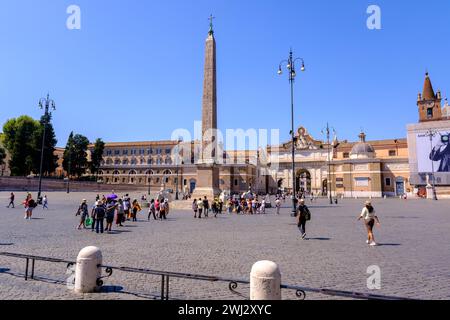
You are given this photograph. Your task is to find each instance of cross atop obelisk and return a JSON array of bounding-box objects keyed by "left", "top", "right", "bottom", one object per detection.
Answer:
[{"left": 208, "top": 14, "right": 215, "bottom": 35}]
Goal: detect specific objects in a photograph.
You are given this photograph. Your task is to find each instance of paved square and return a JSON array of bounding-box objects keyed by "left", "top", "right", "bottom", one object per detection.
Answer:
[{"left": 0, "top": 191, "right": 449, "bottom": 300}]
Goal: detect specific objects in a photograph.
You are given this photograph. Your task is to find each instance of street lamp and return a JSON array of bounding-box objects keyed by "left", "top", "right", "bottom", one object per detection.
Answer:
[
  {"left": 322, "top": 123, "right": 336, "bottom": 205},
  {"left": 66, "top": 142, "right": 72, "bottom": 194},
  {"left": 37, "top": 94, "right": 56, "bottom": 202},
  {"left": 425, "top": 129, "right": 438, "bottom": 200},
  {"left": 278, "top": 49, "right": 305, "bottom": 216}
]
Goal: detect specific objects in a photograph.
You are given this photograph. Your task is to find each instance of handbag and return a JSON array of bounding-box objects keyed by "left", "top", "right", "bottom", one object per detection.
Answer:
[{"left": 85, "top": 217, "right": 93, "bottom": 227}]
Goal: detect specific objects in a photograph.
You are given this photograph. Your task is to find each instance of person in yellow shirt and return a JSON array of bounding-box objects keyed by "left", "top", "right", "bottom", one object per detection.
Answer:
[{"left": 131, "top": 199, "right": 142, "bottom": 222}]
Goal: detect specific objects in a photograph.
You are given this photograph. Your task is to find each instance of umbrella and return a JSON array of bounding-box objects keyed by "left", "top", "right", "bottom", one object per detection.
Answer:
[{"left": 106, "top": 194, "right": 118, "bottom": 200}]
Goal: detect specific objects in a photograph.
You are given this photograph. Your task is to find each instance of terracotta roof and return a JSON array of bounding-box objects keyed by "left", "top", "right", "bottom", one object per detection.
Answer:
[{"left": 422, "top": 72, "right": 436, "bottom": 100}]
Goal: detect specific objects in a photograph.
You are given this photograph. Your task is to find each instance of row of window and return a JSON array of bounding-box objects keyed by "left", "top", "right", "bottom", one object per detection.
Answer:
[
  {"left": 342, "top": 150, "right": 397, "bottom": 158},
  {"left": 105, "top": 148, "right": 172, "bottom": 156},
  {"left": 104, "top": 158, "right": 173, "bottom": 165}
]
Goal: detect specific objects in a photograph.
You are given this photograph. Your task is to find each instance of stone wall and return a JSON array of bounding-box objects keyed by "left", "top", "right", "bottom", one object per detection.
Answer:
[{"left": 0, "top": 177, "right": 148, "bottom": 192}]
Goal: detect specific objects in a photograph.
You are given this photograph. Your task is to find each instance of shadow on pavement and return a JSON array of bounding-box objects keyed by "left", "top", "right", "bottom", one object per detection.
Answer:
[
  {"left": 307, "top": 237, "right": 331, "bottom": 241},
  {"left": 0, "top": 243, "right": 14, "bottom": 246},
  {"left": 377, "top": 243, "right": 402, "bottom": 246}
]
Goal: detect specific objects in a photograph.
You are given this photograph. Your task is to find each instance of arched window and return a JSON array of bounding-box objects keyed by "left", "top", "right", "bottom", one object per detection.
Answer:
[
  {"left": 147, "top": 158, "right": 153, "bottom": 165},
  {"left": 163, "top": 169, "right": 172, "bottom": 175},
  {"left": 165, "top": 157, "right": 172, "bottom": 165},
  {"left": 129, "top": 170, "right": 137, "bottom": 175}
]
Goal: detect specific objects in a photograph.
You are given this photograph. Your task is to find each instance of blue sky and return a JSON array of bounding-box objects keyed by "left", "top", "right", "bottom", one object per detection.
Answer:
[{"left": 1, "top": 0, "right": 449, "bottom": 148}]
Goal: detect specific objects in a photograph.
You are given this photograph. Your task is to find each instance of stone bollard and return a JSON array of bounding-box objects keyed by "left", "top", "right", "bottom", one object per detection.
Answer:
[
  {"left": 74, "top": 246, "right": 102, "bottom": 293},
  {"left": 250, "top": 261, "right": 281, "bottom": 300}
]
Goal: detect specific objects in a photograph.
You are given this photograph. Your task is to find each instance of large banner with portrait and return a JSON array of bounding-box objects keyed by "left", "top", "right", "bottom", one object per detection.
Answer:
[{"left": 416, "top": 131, "right": 450, "bottom": 173}]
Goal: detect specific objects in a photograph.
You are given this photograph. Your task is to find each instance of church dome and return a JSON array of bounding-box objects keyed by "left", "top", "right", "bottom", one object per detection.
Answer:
[{"left": 350, "top": 132, "right": 375, "bottom": 159}]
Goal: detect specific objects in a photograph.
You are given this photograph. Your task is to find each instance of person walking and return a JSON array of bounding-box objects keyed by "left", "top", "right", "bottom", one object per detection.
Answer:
[
  {"left": 297, "top": 199, "right": 311, "bottom": 240},
  {"left": 159, "top": 200, "right": 167, "bottom": 220},
  {"left": 275, "top": 198, "right": 281, "bottom": 215},
  {"left": 197, "top": 198, "right": 204, "bottom": 218},
  {"left": 93, "top": 201, "right": 106, "bottom": 234},
  {"left": 116, "top": 199, "right": 125, "bottom": 227},
  {"left": 212, "top": 199, "right": 218, "bottom": 218},
  {"left": 76, "top": 199, "right": 89, "bottom": 229},
  {"left": 155, "top": 198, "right": 160, "bottom": 219},
  {"left": 192, "top": 199, "right": 199, "bottom": 218},
  {"left": 42, "top": 195, "right": 49, "bottom": 210},
  {"left": 131, "top": 199, "right": 141, "bottom": 222},
  {"left": 203, "top": 197, "right": 209, "bottom": 218},
  {"left": 357, "top": 201, "right": 381, "bottom": 246},
  {"left": 105, "top": 199, "right": 117, "bottom": 232},
  {"left": 164, "top": 199, "right": 170, "bottom": 217},
  {"left": 7, "top": 192, "right": 15, "bottom": 208},
  {"left": 24, "top": 195, "right": 36, "bottom": 220},
  {"left": 260, "top": 198, "right": 266, "bottom": 214},
  {"left": 123, "top": 194, "right": 131, "bottom": 221},
  {"left": 148, "top": 199, "right": 157, "bottom": 220}
]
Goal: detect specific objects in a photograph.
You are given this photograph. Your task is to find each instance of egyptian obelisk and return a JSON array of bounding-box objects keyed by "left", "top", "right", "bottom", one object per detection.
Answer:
[{"left": 192, "top": 15, "right": 220, "bottom": 199}]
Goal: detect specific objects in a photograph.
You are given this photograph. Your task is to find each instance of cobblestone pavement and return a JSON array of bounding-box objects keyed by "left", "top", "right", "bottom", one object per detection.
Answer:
[{"left": 0, "top": 191, "right": 449, "bottom": 300}]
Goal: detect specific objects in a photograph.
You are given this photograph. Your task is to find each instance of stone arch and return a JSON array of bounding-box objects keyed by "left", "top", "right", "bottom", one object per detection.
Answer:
[{"left": 296, "top": 169, "right": 312, "bottom": 194}]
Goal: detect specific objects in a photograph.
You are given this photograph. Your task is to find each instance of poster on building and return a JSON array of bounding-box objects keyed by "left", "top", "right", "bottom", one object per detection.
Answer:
[{"left": 416, "top": 131, "right": 450, "bottom": 173}]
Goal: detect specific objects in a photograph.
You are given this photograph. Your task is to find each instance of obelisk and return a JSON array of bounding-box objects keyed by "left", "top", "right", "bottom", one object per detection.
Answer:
[{"left": 192, "top": 15, "right": 220, "bottom": 200}]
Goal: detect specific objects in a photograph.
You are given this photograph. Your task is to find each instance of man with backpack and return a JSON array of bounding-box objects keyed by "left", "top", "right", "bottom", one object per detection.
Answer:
[
  {"left": 93, "top": 201, "right": 106, "bottom": 234},
  {"left": 203, "top": 196, "right": 209, "bottom": 218},
  {"left": 297, "top": 199, "right": 311, "bottom": 240}
]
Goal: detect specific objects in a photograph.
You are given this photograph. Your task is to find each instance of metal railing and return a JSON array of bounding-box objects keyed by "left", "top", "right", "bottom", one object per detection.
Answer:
[{"left": 0, "top": 252, "right": 414, "bottom": 300}]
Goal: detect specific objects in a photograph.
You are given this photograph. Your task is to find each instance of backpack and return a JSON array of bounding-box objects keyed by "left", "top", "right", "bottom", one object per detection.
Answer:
[
  {"left": 304, "top": 208, "right": 311, "bottom": 221},
  {"left": 95, "top": 206, "right": 106, "bottom": 219},
  {"left": 28, "top": 199, "right": 37, "bottom": 208}
]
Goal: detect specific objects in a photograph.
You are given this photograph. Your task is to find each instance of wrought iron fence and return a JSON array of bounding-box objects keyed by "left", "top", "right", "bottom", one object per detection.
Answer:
[{"left": 0, "top": 252, "right": 414, "bottom": 300}]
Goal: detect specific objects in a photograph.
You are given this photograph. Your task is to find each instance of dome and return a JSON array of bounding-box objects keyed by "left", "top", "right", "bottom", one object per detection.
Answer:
[{"left": 350, "top": 132, "right": 375, "bottom": 159}]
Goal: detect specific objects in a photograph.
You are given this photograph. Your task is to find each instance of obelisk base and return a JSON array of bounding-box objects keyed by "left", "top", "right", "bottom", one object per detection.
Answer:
[{"left": 192, "top": 163, "right": 221, "bottom": 200}]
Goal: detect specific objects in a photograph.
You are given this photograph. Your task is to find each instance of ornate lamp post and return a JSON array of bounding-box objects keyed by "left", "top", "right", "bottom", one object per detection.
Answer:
[
  {"left": 425, "top": 129, "right": 438, "bottom": 200},
  {"left": 278, "top": 49, "right": 305, "bottom": 216},
  {"left": 66, "top": 142, "right": 72, "bottom": 194},
  {"left": 37, "top": 94, "right": 56, "bottom": 202},
  {"left": 322, "top": 123, "right": 336, "bottom": 204}
]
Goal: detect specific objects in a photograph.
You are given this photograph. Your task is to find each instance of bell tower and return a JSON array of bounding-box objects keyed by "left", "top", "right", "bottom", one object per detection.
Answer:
[{"left": 417, "top": 72, "right": 442, "bottom": 122}]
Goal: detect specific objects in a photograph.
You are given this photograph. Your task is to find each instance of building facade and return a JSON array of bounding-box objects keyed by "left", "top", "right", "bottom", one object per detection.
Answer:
[
  {"left": 266, "top": 127, "right": 410, "bottom": 198},
  {"left": 407, "top": 73, "right": 450, "bottom": 198}
]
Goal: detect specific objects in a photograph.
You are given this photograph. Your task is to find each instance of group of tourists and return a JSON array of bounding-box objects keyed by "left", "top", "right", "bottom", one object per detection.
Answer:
[
  {"left": 6, "top": 189, "right": 381, "bottom": 245},
  {"left": 76, "top": 193, "right": 172, "bottom": 234},
  {"left": 191, "top": 196, "right": 224, "bottom": 218}
]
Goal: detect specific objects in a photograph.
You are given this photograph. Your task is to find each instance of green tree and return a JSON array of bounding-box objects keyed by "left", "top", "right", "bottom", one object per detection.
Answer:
[
  {"left": 63, "top": 132, "right": 89, "bottom": 178},
  {"left": 0, "top": 146, "right": 6, "bottom": 166},
  {"left": 32, "top": 113, "right": 59, "bottom": 176},
  {"left": 89, "top": 138, "right": 105, "bottom": 175},
  {"left": 2, "top": 116, "right": 41, "bottom": 176}
]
